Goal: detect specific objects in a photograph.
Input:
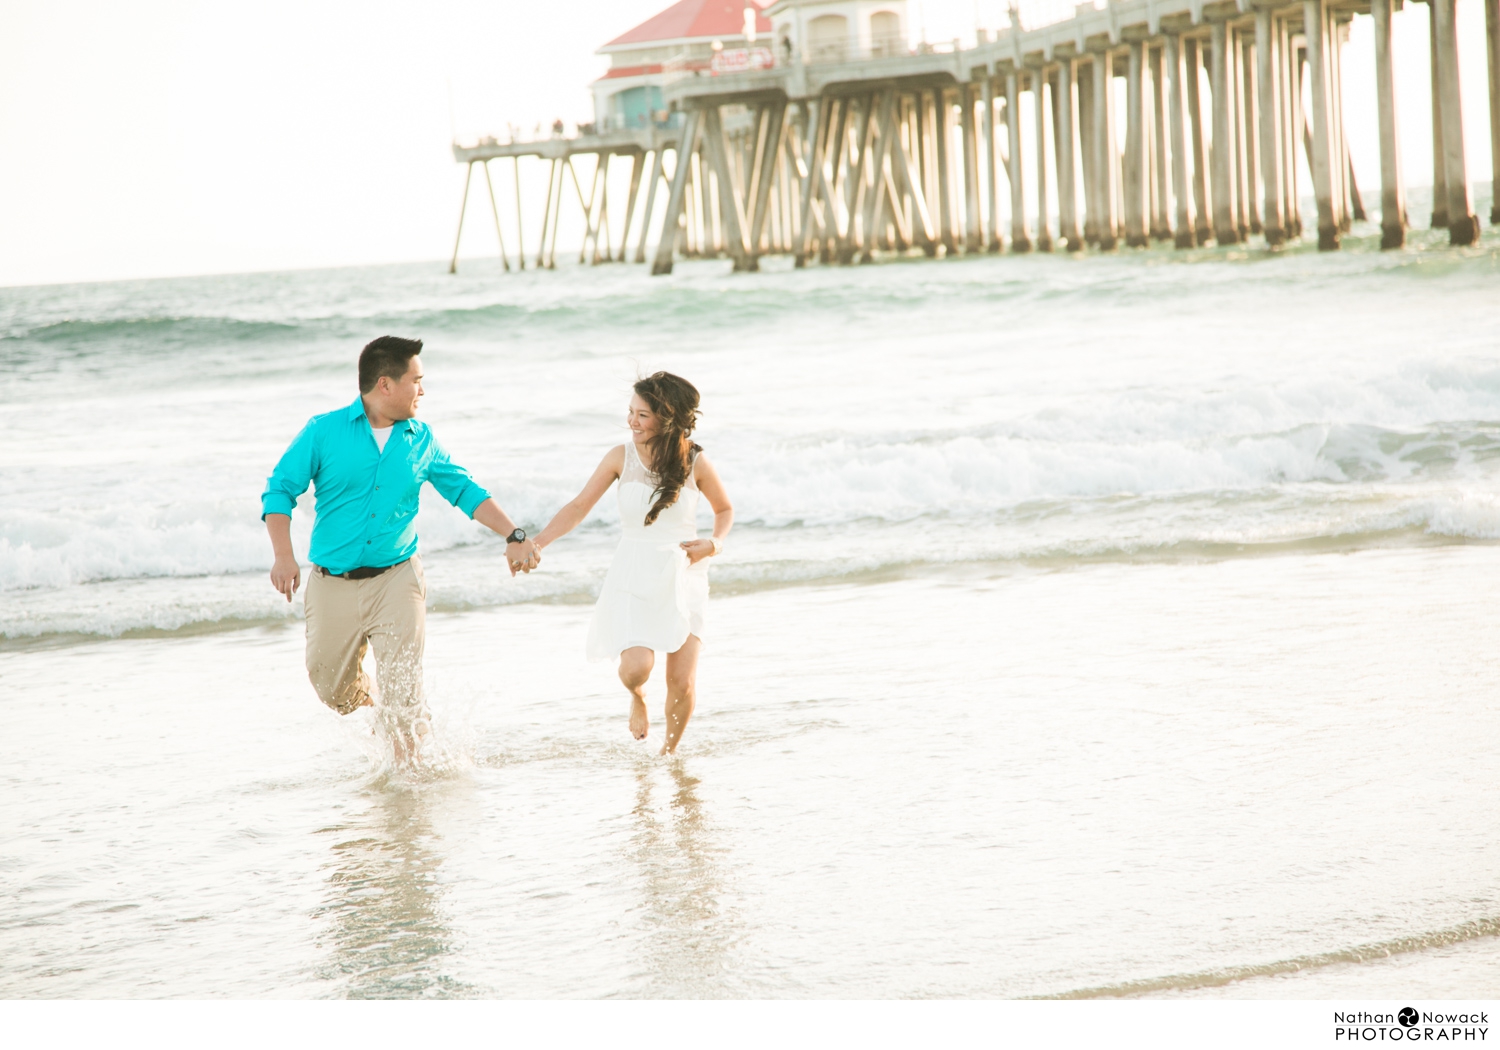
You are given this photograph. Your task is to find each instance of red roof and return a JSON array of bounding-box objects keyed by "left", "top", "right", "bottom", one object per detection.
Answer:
[
  {"left": 599, "top": 63, "right": 668, "bottom": 79},
  {"left": 603, "top": 0, "right": 772, "bottom": 48}
]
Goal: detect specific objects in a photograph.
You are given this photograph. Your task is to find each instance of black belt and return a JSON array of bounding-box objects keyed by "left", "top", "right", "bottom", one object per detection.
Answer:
[{"left": 318, "top": 558, "right": 408, "bottom": 581}]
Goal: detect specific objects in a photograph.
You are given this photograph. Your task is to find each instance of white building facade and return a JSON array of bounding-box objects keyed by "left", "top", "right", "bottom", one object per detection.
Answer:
[{"left": 764, "top": 0, "right": 909, "bottom": 66}]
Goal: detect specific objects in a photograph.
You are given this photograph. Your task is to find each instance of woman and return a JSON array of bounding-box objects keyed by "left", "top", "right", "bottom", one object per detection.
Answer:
[{"left": 534, "top": 373, "right": 733, "bottom": 755}]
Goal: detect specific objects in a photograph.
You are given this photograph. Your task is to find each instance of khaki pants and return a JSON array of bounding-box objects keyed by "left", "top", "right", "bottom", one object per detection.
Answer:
[{"left": 303, "top": 556, "right": 428, "bottom": 737}]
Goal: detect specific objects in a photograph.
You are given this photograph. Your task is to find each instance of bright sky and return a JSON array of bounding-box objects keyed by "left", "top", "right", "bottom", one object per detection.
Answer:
[{"left": 0, "top": 0, "right": 1492, "bottom": 287}]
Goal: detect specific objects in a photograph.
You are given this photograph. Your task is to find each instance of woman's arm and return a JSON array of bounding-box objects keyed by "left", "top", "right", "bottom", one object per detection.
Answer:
[
  {"left": 681, "top": 453, "right": 733, "bottom": 565},
  {"left": 533, "top": 446, "right": 626, "bottom": 551}
]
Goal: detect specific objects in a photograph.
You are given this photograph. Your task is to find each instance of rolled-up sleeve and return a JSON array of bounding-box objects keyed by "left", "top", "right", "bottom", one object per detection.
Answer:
[
  {"left": 425, "top": 438, "right": 490, "bottom": 518},
  {"left": 261, "top": 420, "right": 318, "bottom": 519}
]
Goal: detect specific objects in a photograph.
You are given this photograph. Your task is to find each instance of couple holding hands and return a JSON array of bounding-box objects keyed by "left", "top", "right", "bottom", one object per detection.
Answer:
[{"left": 262, "top": 336, "right": 732, "bottom": 762}]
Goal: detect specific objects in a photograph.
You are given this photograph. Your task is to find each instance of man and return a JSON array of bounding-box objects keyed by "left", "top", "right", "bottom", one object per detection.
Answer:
[{"left": 262, "top": 335, "right": 540, "bottom": 762}]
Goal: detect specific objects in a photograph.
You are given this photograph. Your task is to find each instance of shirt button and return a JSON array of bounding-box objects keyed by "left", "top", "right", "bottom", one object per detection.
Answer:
[{"left": 370, "top": 514, "right": 375, "bottom": 518}]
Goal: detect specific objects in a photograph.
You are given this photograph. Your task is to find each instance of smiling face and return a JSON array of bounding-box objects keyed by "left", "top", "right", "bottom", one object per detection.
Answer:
[
  {"left": 373, "top": 357, "right": 424, "bottom": 421},
  {"left": 626, "top": 393, "right": 660, "bottom": 445}
]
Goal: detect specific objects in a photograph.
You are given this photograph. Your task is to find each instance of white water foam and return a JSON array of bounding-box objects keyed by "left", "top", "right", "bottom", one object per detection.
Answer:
[{"left": 3, "top": 246, "right": 1499, "bottom": 639}]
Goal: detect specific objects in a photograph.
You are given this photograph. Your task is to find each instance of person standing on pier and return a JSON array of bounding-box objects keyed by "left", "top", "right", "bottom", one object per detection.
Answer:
[
  {"left": 533, "top": 373, "right": 733, "bottom": 755},
  {"left": 262, "top": 335, "right": 541, "bottom": 764}
]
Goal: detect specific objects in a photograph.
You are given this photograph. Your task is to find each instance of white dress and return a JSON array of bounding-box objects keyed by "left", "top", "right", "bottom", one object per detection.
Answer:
[{"left": 586, "top": 441, "right": 710, "bottom": 661}]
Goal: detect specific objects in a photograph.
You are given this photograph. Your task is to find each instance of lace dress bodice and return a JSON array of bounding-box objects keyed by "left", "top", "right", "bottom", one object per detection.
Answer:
[{"left": 617, "top": 440, "right": 699, "bottom": 544}]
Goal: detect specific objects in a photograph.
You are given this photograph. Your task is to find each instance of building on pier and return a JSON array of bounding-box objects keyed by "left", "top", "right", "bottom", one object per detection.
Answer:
[
  {"left": 450, "top": 0, "right": 1500, "bottom": 275},
  {"left": 592, "top": 1, "right": 774, "bottom": 131}
]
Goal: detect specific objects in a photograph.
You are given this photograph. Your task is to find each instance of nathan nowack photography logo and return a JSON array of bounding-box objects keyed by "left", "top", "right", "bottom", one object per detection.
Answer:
[{"left": 1335, "top": 1007, "right": 1489, "bottom": 1041}]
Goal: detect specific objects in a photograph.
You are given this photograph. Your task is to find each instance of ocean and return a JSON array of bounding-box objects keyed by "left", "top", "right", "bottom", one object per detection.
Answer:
[{"left": 3, "top": 198, "right": 1500, "bottom": 997}]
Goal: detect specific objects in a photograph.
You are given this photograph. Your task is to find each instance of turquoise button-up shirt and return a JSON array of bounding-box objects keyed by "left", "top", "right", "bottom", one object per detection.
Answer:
[{"left": 261, "top": 397, "right": 490, "bottom": 575}]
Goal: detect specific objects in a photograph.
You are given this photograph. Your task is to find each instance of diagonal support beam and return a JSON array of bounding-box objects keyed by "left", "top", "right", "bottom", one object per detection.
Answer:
[
  {"left": 635, "top": 148, "right": 666, "bottom": 264},
  {"left": 701, "top": 106, "right": 752, "bottom": 270},
  {"left": 448, "top": 161, "right": 474, "bottom": 274},
  {"left": 651, "top": 109, "right": 703, "bottom": 275},
  {"left": 481, "top": 160, "right": 511, "bottom": 271},
  {"left": 893, "top": 95, "right": 937, "bottom": 250},
  {"left": 618, "top": 151, "right": 645, "bottom": 262},
  {"left": 861, "top": 90, "right": 899, "bottom": 260},
  {"left": 796, "top": 97, "right": 831, "bottom": 264},
  {"left": 748, "top": 101, "right": 789, "bottom": 265}
]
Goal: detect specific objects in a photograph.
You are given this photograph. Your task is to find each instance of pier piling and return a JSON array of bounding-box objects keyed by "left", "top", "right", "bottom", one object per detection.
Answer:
[
  {"left": 1059, "top": 59, "right": 1083, "bottom": 250},
  {"left": 1186, "top": 38, "right": 1214, "bottom": 244},
  {"left": 983, "top": 78, "right": 1003, "bottom": 250},
  {"left": 1282, "top": 21, "right": 1303, "bottom": 239},
  {"left": 1427, "top": 2, "right": 1451, "bottom": 230},
  {"left": 1126, "top": 42, "right": 1149, "bottom": 248},
  {"left": 1433, "top": 0, "right": 1480, "bottom": 244},
  {"left": 512, "top": 157, "right": 526, "bottom": 270},
  {"left": 1304, "top": 0, "right": 1341, "bottom": 250},
  {"left": 1166, "top": 34, "right": 1195, "bottom": 249},
  {"left": 1257, "top": 10, "right": 1287, "bottom": 247},
  {"left": 1007, "top": 72, "right": 1033, "bottom": 252},
  {"left": 1239, "top": 32, "right": 1260, "bottom": 238},
  {"left": 1079, "top": 59, "right": 1099, "bottom": 245},
  {"left": 1211, "top": 22, "right": 1240, "bottom": 245},
  {"left": 1035, "top": 71, "right": 1053, "bottom": 251},
  {"left": 1092, "top": 51, "right": 1119, "bottom": 250},
  {"left": 1149, "top": 45, "right": 1172, "bottom": 241},
  {"left": 1488, "top": 0, "right": 1500, "bottom": 224}
]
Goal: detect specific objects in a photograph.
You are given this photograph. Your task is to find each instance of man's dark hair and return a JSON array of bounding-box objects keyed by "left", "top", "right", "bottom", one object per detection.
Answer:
[{"left": 358, "top": 336, "right": 423, "bottom": 394}]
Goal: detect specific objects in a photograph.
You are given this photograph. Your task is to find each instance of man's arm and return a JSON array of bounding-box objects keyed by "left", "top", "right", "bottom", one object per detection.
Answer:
[
  {"left": 425, "top": 437, "right": 540, "bottom": 575},
  {"left": 472, "top": 499, "right": 541, "bottom": 575},
  {"left": 262, "top": 421, "right": 317, "bottom": 600},
  {"left": 266, "top": 514, "right": 300, "bottom": 601}
]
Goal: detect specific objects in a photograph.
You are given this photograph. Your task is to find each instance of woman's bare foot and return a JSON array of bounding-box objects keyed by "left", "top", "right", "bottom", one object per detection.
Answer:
[{"left": 618, "top": 648, "right": 654, "bottom": 742}]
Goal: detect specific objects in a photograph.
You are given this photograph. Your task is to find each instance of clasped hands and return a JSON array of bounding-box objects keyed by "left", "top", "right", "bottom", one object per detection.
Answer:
[{"left": 507, "top": 538, "right": 541, "bottom": 576}]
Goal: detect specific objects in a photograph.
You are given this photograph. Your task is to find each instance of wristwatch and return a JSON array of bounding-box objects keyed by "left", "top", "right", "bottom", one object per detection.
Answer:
[{"left": 505, "top": 528, "right": 527, "bottom": 544}]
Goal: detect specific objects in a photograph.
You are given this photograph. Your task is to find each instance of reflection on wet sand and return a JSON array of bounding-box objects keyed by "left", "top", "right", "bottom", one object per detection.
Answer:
[
  {"left": 628, "top": 762, "right": 742, "bottom": 996},
  {"left": 314, "top": 783, "right": 474, "bottom": 998}
]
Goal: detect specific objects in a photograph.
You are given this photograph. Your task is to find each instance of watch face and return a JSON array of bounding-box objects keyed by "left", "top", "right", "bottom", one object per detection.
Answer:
[{"left": 510, "top": 529, "right": 526, "bottom": 543}]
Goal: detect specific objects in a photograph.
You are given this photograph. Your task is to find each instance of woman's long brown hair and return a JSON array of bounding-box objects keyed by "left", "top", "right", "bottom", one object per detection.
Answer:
[{"left": 633, "top": 372, "right": 701, "bottom": 526}]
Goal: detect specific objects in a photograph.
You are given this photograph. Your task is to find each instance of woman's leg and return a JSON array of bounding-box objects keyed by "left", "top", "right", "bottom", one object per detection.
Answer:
[
  {"left": 661, "top": 634, "right": 701, "bottom": 755},
  {"left": 618, "top": 646, "right": 654, "bottom": 740}
]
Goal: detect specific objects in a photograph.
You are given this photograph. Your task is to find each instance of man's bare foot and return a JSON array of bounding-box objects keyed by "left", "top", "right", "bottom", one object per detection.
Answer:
[
  {"left": 389, "top": 717, "right": 430, "bottom": 767},
  {"left": 629, "top": 694, "right": 649, "bottom": 740}
]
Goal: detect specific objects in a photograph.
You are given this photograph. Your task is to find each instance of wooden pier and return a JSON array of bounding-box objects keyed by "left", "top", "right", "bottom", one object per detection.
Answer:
[{"left": 450, "top": 0, "right": 1500, "bottom": 275}]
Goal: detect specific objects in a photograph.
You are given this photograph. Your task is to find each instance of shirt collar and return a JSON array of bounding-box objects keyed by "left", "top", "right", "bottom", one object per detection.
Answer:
[{"left": 346, "top": 396, "right": 414, "bottom": 434}]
